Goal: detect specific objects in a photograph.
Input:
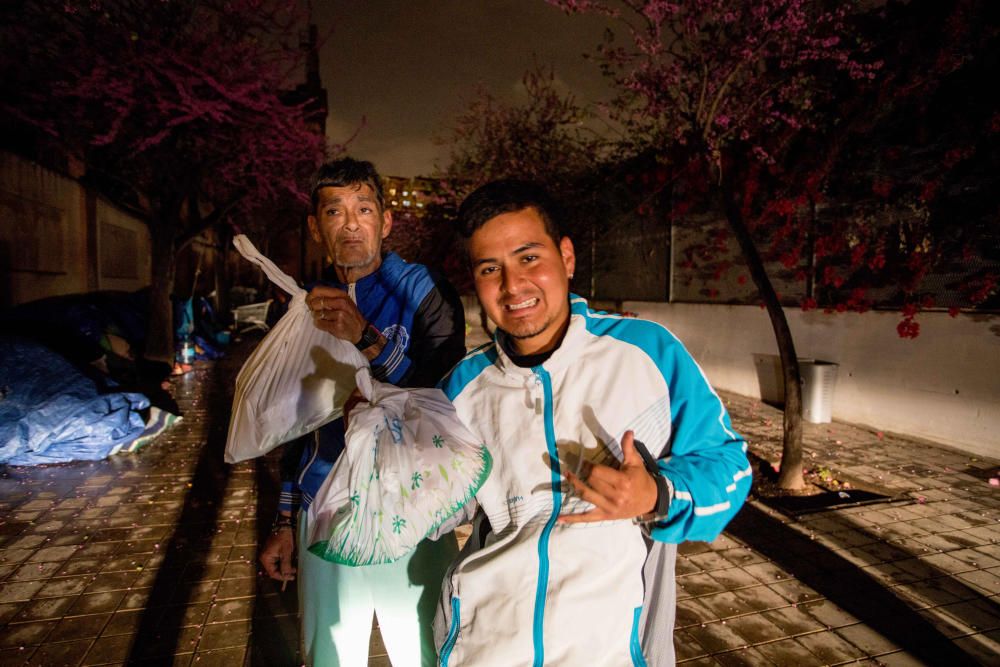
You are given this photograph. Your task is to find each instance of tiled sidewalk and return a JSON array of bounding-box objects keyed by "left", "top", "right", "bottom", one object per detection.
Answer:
[
  {"left": 670, "top": 391, "right": 1000, "bottom": 666},
  {"left": 1, "top": 344, "right": 998, "bottom": 666},
  {"left": 0, "top": 351, "right": 261, "bottom": 666}
]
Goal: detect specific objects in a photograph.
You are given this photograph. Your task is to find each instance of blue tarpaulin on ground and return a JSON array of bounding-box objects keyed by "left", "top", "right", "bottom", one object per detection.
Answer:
[{"left": 0, "top": 337, "right": 149, "bottom": 465}]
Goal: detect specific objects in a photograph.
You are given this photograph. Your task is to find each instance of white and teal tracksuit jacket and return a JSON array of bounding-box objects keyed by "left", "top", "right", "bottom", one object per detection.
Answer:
[{"left": 434, "top": 296, "right": 752, "bottom": 666}]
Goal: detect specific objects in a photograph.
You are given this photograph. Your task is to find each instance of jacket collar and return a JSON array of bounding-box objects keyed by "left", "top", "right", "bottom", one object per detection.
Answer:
[
  {"left": 491, "top": 294, "right": 589, "bottom": 377},
  {"left": 320, "top": 252, "right": 404, "bottom": 289}
]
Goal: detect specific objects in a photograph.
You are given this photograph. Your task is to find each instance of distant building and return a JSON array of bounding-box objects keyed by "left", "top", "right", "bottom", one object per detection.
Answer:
[{"left": 381, "top": 175, "right": 441, "bottom": 218}]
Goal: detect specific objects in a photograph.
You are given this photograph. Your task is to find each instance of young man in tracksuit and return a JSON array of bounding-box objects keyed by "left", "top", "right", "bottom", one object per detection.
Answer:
[
  {"left": 434, "top": 180, "right": 752, "bottom": 665},
  {"left": 258, "top": 158, "right": 466, "bottom": 666}
]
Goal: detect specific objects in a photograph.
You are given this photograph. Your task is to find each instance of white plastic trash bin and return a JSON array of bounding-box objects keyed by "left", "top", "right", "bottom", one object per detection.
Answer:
[{"left": 800, "top": 360, "right": 839, "bottom": 424}]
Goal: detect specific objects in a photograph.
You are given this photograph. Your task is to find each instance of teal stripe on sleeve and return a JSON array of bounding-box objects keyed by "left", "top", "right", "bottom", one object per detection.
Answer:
[
  {"left": 438, "top": 345, "right": 496, "bottom": 401},
  {"left": 574, "top": 297, "right": 750, "bottom": 543}
]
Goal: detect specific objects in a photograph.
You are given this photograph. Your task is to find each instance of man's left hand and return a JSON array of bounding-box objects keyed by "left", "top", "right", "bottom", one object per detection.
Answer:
[
  {"left": 558, "top": 431, "right": 658, "bottom": 524},
  {"left": 342, "top": 387, "right": 364, "bottom": 430}
]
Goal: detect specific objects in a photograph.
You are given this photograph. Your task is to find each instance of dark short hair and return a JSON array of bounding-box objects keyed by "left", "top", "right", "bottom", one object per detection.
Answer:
[
  {"left": 457, "top": 179, "right": 563, "bottom": 243},
  {"left": 310, "top": 157, "right": 385, "bottom": 213}
]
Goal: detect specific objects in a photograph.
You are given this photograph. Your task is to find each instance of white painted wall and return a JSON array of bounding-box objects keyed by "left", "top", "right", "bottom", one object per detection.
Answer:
[
  {"left": 461, "top": 295, "right": 1000, "bottom": 458},
  {"left": 626, "top": 301, "right": 1000, "bottom": 459}
]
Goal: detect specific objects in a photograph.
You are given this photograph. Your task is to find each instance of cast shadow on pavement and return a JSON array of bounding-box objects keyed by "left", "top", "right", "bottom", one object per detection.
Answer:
[
  {"left": 728, "top": 502, "right": 995, "bottom": 665},
  {"left": 123, "top": 361, "right": 234, "bottom": 666},
  {"left": 247, "top": 451, "right": 301, "bottom": 667}
]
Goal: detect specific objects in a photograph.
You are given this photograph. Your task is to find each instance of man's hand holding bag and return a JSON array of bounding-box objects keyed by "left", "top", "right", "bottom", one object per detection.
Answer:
[{"left": 224, "top": 235, "right": 367, "bottom": 464}]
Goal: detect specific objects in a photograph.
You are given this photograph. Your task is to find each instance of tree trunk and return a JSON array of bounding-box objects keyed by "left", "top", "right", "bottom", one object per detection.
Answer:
[
  {"left": 145, "top": 221, "right": 177, "bottom": 365},
  {"left": 720, "top": 172, "right": 805, "bottom": 490},
  {"left": 215, "top": 226, "right": 233, "bottom": 318}
]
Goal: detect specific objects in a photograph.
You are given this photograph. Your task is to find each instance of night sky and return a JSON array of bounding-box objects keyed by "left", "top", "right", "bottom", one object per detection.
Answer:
[{"left": 314, "top": 0, "right": 616, "bottom": 177}]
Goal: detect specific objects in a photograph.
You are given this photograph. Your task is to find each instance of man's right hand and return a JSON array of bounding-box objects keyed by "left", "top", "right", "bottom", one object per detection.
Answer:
[
  {"left": 260, "top": 527, "right": 297, "bottom": 584},
  {"left": 307, "top": 286, "right": 367, "bottom": 343}
]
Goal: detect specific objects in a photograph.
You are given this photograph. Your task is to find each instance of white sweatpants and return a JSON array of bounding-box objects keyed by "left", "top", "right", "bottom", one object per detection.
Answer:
[{"left": 298, "top": 518, "right": 458, "bottom": 667}]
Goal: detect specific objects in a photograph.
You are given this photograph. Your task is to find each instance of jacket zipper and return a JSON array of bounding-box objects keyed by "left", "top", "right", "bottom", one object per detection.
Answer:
[
  {"left": 439, "top": 596, "right": 461, "bottom": 666},
  {"left": 630, "top": 606, "right": 647, "bottom": 666},
  {"left": 296, "top": 430, "right": 321, "bottom": 489},
  {"left": 532, "top": 367, "right": 559, "bottom": 667}
]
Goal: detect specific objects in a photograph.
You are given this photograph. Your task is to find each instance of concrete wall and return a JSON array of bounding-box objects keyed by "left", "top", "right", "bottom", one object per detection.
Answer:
[
  {"left": 0, "top": 151, "right": 88, "bottom": 306},
  {"left": 626, "top": 301, "right": 1000, "bottom": 459},
  {"left": 95, "top": 198, "right": 151, "bottom": 293},
  {"left": 0, "top": 152, "right": 150, "bottom": 306},
  {"left": 461, "top": 295, "right": 999, "bottom": 458}
]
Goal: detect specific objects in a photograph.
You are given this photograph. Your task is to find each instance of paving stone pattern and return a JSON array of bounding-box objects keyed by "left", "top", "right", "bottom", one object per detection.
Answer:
[
  {"left": 0, "top": 350, "right": 265, "bottom": 667},
  {"left": 1, "top": 339, "right": 998, "bottom": 666}
]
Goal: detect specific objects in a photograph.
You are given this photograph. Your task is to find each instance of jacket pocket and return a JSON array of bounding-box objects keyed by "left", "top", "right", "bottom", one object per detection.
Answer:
[{"left": 439, "top": 596, "right": 461, "bottom": 666}]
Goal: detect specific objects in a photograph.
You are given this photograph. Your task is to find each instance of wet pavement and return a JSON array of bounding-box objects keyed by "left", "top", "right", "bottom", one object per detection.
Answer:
[
  {"left": 1, "top": 336, "right": 998, "bottom": 666},
  {"left": 675, "top": 391, "right": 1000, "bottom": 666}
]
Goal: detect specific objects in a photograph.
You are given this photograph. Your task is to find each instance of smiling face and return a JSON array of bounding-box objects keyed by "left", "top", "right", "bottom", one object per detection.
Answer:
[
  {"left": 308, "top": 183, "right": 393, "bottom": 282},
  {"left": 469, "top": 206, "right": 575, "bottom": 356}
]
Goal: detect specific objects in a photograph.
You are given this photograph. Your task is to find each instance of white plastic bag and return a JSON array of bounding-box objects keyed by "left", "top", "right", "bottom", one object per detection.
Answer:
[
  {"left": 307, "top": 367, "right": 492, "bottom": 566},
  {"left": 224, "top": 235, "right": 367, "bottom": 464}
]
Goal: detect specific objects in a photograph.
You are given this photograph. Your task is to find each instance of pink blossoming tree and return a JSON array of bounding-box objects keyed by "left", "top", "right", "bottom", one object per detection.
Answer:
[
  {"left": 549, "top": 0, "right": 997, "bottom": 488},
  {"left": 549, "top": 0, "right": 888, "bottom": 488},
  {"left": 0, "top": 0, "right": 335, "bottom": 363}
]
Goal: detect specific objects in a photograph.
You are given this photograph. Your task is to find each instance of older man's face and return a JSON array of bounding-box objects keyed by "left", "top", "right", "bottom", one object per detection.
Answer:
[
  {"left": 308, "top": 183, "right": 392, "bottom": 276},
  {"left": 469, "top": 207, "right": 575, "bottom": 356}
]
